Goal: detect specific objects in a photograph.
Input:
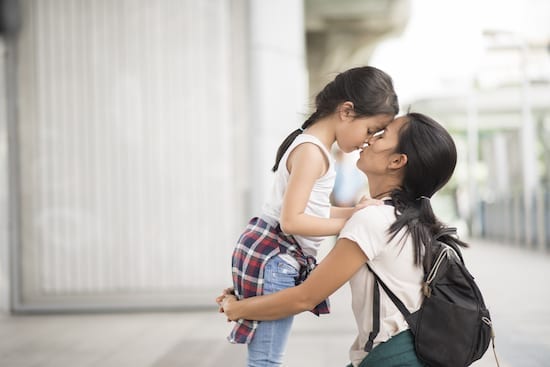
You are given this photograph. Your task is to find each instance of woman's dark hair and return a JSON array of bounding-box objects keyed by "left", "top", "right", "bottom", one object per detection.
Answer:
[
  {"left": 271, "top": 66, "right": 399, "bottom": 172},
  {"left": 388, "top": 112, "right": 467, "bottom": 270}
]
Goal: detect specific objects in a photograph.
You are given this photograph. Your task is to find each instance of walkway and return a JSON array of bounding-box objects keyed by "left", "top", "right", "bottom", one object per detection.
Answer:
[{"left": 0, "top": 239, "right": 548, "bottom": 366}]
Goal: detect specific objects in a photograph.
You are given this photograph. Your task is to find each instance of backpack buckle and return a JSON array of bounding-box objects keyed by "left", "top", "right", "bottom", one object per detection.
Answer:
[{"left": 422, "top": 282, "right": 432, "bottom": 297}]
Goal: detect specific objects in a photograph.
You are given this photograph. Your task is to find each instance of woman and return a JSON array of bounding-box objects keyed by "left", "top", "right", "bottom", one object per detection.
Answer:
[{"left": 218, "top": 112, "right": 467, "bottom": 367}]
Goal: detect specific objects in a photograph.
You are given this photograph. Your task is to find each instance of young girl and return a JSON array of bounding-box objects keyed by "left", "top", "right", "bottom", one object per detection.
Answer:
[{"left": 230, "top": 66, "right": 399, "bottom": 367}]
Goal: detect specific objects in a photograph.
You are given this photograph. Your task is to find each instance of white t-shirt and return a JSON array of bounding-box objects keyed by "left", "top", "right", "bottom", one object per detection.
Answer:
[
  {"left": 339, "top": 203, "right": 424, "bottom": 367},
  {"left": 262, "top": 134, "right": 336, "bottom": 258}
]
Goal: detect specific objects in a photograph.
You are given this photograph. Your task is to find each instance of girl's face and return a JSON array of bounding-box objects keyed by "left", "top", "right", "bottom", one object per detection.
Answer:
[
  {"left": 356, "top": 116, "right": 408, "bottom": 175},
  {"left": 336, "top": 113, "right": 393, "bottom": 153}
]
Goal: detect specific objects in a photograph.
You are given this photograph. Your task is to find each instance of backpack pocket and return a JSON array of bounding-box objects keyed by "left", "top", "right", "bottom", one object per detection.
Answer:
[
  {"left": 470, "top": 308, "right": 493, "bottom": 363},
  {"left": 408, "top": 296, "right": 481, "bottom": 367}
]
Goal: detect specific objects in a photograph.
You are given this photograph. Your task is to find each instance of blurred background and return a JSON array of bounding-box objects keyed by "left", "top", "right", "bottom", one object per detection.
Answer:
[{"left": 0, "top": 0, "right": 549, "bottom": 366}]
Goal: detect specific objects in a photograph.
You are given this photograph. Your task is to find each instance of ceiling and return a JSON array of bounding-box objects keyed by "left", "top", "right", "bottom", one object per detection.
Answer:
[{"left": 304, "top": 0, "right": 411, "bottom": 92}]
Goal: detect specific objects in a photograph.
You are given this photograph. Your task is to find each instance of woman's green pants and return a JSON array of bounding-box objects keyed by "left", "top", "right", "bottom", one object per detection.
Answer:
[{"left": 346, "top": 330, "right": 425, "bottom": 367}]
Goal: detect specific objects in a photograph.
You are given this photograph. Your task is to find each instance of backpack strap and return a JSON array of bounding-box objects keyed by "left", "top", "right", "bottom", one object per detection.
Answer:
[
  {"left": 432, "top": 227, "right": 464, "bottom": 264},
  {"left": 433, "top": 226, "right": 457, "bottom": 239},
  {"left": 367, "top": 263, "right": 411, "bottom": 317},
  {"left": 364, "top": 273, "right": 380, "bottom": 352},
  {"left": 364, "top": 263, "right": 411, "bottom": 352}
]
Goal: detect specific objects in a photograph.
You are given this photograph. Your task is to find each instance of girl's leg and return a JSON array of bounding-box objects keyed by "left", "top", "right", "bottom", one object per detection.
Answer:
[{"left": 247, "top": 255, "right": 298, "bottom": 367}]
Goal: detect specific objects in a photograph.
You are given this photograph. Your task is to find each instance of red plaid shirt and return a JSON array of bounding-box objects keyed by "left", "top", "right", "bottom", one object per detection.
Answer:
[{"left": 229, "top": 216, "right": 330, "bottom": 344}]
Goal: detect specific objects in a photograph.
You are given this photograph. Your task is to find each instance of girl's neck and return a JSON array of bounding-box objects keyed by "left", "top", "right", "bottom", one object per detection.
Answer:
[{"left": 303, "top": 116, "right": 337, "bottom": 152}]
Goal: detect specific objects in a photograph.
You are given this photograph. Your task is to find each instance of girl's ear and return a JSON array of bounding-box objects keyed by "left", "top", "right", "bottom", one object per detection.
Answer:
[
  {"left": 338, "top": 101, "right": 355, "bottom": 121},
  {"left": 389, "top": 153, "right": 408, "bottom": 169}
]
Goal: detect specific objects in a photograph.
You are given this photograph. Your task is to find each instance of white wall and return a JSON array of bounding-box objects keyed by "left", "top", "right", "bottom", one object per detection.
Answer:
[{"left": 13, "top": 0, "right": 241, "bottom": 311}]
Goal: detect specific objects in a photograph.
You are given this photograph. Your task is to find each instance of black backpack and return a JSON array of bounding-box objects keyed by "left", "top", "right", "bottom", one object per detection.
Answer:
[{"left": 364, "top": 228, "right": 497, "bottom": 367}]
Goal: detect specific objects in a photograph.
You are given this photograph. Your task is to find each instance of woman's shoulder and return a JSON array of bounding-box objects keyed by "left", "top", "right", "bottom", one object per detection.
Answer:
[
  {"left": 340, "top": 205, "right": 396, "bottom": 260},
  {"left": 351, "top": 204, "right": 395, "bottom": 224},
  {"left": 342, "top": 205, "right": 394, "bottom": 236}
]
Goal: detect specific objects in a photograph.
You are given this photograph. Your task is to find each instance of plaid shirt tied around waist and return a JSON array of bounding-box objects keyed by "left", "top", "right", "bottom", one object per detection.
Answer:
[{"left": 229, "top": 217, "right": 330, "bottom": 344}]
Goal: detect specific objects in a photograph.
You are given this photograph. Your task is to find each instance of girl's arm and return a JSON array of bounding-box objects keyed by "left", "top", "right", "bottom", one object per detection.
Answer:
[
  {"left": 330, "top": 196, "right": 384, "bottom": 219},
  {"left": 279, "top": 143, "right": 348, "bottom": 236},
  {"left": 330, "top": 206, "right": 355, "bottom": 219},
  {"left": 221, "top": 238, "right": 368, "bottom": 321},
  {"left": 330, "top": 196, "right": 383, "bottom": 218}
]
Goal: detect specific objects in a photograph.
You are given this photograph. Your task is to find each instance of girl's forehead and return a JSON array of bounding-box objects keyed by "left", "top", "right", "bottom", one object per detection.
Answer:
[{"left": 369, "top": 114, "right": 393, "bottom": 129}]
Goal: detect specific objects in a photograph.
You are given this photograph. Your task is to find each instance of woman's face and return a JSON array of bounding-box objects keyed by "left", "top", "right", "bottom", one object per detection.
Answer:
[{"left": 356, "top": 116, "right": 408, "bottom": 175}]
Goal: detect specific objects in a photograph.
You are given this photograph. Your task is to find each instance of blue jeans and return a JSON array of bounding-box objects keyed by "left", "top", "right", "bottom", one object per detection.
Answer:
[{"left": 247, "top": 254, "right": 299, "bottom": 367}]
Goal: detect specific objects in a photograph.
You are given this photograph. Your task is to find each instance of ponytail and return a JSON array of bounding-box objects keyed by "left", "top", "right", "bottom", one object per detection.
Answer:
[
  {"left": 387, "top": 191, "right": 462, "bottom": 271},
  {"left": 271, "top": 110, "right": 320, "bottom": 172}
]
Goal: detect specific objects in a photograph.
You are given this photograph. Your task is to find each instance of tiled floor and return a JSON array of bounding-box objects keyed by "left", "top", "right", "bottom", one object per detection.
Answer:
[{"left": 1, "top": 240, "right": 549, "bottom": 367}]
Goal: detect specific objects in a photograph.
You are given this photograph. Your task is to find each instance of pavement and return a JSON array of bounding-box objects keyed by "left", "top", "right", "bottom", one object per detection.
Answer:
[{"left": 0, "top": 239, "right": 549, "bottom": 367}]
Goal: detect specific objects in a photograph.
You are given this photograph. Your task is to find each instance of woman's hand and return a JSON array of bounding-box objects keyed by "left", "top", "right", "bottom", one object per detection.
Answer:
[
  {"left": 215, "top": 288, "right": 239, "bottom": 322},
  {"left": 215, "top": 287, "right": 235, "bottom": 313},
  {"left": 221, "top": 294, "right": 239, "bottom": 321}
]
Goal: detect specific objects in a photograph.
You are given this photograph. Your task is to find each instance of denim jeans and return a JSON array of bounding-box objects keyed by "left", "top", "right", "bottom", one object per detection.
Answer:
[{"left": 247, "top": 254, "right": 299, "bottom": 367}]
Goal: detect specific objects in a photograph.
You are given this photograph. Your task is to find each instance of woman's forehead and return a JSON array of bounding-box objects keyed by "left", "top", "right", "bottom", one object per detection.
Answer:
[{"left": 387, "top": 116, "right": 408, "bottom": 131}]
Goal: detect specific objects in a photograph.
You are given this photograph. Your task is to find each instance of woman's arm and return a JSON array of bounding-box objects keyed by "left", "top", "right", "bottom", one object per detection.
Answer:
[{"left": 221, "top": 238, "right": 369, "bottom": 321}]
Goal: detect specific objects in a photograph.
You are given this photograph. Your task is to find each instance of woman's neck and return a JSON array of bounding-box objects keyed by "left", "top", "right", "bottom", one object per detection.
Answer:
[
  {"left": 368, "top": 177, "right": 402, "bottom": 199},
  {"left": 370, "top": 189, "right": 395, "bottom": 199}
]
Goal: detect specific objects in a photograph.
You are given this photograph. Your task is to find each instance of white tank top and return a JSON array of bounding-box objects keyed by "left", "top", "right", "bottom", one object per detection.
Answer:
[{"left": 262, "top": 134, "right": 336, "bottom": 258}]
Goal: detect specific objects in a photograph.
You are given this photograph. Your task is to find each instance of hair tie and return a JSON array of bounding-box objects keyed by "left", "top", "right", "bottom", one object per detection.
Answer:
[
  {"left": 298, "top": 127, "right": 304, "bottom": 132},
  {"left": 416, "top": 195, "right": 430, "bottom": 201}
]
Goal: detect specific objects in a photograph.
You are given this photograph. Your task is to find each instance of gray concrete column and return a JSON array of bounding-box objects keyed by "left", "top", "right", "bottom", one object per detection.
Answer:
[
  {"left": 248, "top": 0, "right": 308, "bottom": 215},
  {"left": 0, "top": 40, "right": 9, "bottom": 313},
  {"left": 492, "top": 133, "right": 510, "bottom": 197},
  {"left": 519, "top": 39, "right": 538, "bottom": 247}
]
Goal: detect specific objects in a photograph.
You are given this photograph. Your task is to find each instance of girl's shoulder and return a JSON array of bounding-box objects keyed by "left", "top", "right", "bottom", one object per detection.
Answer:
[
  {"left": 285, "top": 134, "right": 334, "bottom": 176},
  {"left": 290, "top": 134, "right": 330, "bottom": 154}
]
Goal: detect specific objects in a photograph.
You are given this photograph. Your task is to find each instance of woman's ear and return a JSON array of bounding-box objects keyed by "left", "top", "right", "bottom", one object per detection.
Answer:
[
  {"left": 338, "top": 101, "right": 355, "bottom": 121},
  {"left": 389, "top": 153, "right": 408, "bottom": 169}
]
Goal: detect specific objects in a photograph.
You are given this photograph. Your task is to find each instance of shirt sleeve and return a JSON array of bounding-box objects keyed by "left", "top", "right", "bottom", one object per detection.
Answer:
[{"left": 338, "top": 206, "right": 392, "bottom": 261}]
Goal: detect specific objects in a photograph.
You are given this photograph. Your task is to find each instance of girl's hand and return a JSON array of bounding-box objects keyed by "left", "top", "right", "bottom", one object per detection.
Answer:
[{"left": 354, "top": 196, "right": 383, "bottom": 212}]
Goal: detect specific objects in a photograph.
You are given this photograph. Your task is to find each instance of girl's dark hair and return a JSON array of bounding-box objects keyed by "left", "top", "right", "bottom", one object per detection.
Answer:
[
  {"left": 388, "top": 112, "right": 467, "bottom": 270},
  {"left": 271, "top": 66, "right": 399, "bottom": 172}
]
